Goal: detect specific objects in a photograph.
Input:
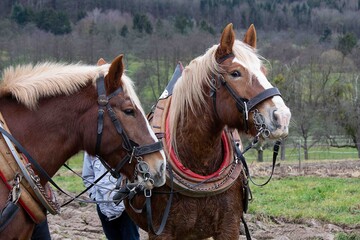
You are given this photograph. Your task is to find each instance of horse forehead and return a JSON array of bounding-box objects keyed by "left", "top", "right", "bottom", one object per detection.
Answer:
[{"left": 232, "top": 57, "right": 273, "bottom": 89}]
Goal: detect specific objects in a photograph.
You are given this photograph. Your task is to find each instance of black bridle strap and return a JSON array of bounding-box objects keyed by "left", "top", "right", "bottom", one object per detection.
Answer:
[
  {"left": 241, "top": 216, "right": 252, "bottom": 240},
  {"left": 146, "top": 163, "right": 174, "bottom": 235},
  {"left": 133, "top": 142, "right": 163, "bottom": 156},
  {"left": 106, "top": 106, "right": 132, "bottom": 151},
  {"left": 95, "top": 74, "right": 108, "bottom": 154},
  {"left": 218, "top": 74, "right": 282, "bottom": 132},
  {"left": 246, "top": 88, "right": 281, "bottom": 111},
  {"left": 219, "top": 75, "right": 248, "bottom": 114},
  {"left": 217, "top": 53, "right": 235, "bottom": 64}
]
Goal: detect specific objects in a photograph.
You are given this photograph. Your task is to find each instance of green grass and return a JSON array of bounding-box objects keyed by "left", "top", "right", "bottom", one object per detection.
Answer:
[
  {"left": 52, "top": 153, "right": 85, "bottom": 193},
  {"left": 336, "top": 232, "right": 360, "bottom": 240},
  {"left": 249, "top": 176, "right": 360, "bottom": 226},
  {"left": 244, "top": 145, "right": 358, "bottom": 162}
]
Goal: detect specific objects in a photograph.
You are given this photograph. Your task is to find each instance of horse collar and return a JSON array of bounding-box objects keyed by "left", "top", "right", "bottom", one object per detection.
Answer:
[{"left": 148, "top": 95, "right": 244, "bottom": 197}]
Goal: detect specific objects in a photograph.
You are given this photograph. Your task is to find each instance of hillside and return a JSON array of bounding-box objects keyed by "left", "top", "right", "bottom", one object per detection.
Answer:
[{"left": 0, "top": 0, "right": 359, "bottom": 156}]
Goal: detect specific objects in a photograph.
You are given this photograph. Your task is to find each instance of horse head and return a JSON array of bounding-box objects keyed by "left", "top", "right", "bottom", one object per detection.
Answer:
[
  {"left": 213, "top": 23, "right": 291, "bottom": 139},
  {"left": 91, "top": 55, "right": 166, "bottom": 189}
]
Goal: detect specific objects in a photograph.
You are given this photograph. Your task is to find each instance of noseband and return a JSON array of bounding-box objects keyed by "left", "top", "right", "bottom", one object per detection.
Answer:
[
  {"left": 95, "top": 74, "right": 163, "bottom": 179},
  {"left": 210, "top": 54, "right": 281, "bottom": 132}
]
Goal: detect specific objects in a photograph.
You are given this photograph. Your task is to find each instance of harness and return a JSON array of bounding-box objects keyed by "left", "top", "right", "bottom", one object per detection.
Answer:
[
  {"left": 0, "top": 74, "right": 164, "bottom": 232},
  {"left": 115, "top": 58, "right": 284, "bottom": 239},
  {"left": 0, "top": 114, "right": 60, "bottom": 231},
  {"left": 149, "top": 96, "right": 244, "bottom": 197}
]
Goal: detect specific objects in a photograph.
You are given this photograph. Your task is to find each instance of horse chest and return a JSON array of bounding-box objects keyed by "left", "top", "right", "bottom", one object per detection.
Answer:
[{"left": 169, "top": 184, "right": 243, "bottom": 236}]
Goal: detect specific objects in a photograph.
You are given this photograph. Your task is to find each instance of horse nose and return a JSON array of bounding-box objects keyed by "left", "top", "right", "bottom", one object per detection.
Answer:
[
  {"left": 272, "top": 108, "right": 291, "bottom": 131},
  {"left": 158, "top": 163, "right": 165, "bottom": 178}
]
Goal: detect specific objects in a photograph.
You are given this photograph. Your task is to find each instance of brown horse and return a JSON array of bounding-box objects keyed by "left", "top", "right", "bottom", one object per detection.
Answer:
[
  {"left": 125, "top": 24, "right": 291, "bottom": 239},
  {"left": 0, "top": 54, "right": 166, "bottom": 239}
]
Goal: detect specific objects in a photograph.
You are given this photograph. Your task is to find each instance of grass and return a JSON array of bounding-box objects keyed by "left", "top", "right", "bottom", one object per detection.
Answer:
[
  {"left": 248, "top": 176, "right": 360, "bottom": 226},
  {"left": 336, "top": 233, "right": 360, "bottom": 240},
  {"left": 244, "top": 144, "right": 359, "bottom": 162},
  {"left": 52, "top": 153, "right": 85, "bottom": 193}
]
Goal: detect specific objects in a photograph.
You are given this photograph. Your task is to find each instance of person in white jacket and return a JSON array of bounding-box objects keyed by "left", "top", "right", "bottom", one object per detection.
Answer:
[{"left": 82, "top": 152, "right": 139, "bottom": 240}]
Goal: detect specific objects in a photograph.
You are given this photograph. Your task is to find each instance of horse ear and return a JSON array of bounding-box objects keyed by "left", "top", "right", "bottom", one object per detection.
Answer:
[
  {"left": 216, "top": 23, "right": 235, "bottom": 61},
  {"left": 97, "top": 58, "right": 107, "bottom": 66},
  {"left": 106, "top": 54, "right": 124, "bottom": 93},
  {"left": 243, "top": 24, "right": 257, "bottom": 48}
]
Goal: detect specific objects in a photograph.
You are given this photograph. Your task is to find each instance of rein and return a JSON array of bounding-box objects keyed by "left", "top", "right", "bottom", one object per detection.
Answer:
[{"left": 94, "top": 74, "right": 163, "bottom": 180}]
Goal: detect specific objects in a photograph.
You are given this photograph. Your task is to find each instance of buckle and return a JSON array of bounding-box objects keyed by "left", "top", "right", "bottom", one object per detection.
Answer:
[
  {"left": 144, "top": 189, "right": 152, "bottom": 198},
  {"left": 97, "top": 95, "right": 108, "bottom": 106}
]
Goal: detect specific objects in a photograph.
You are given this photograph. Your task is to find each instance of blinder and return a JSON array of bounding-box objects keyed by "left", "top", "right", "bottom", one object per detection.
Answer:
[{"left": 94, "top": 74, "right": 163, "bottom": 179}]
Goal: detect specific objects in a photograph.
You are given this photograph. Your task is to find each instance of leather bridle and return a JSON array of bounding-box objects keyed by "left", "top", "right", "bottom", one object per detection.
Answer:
[
  {"left": 210, "top": 53, "right": 282, "bottom": 132},
  {"left": 94, "top": 74, "right": 163, "bottom": 179}
]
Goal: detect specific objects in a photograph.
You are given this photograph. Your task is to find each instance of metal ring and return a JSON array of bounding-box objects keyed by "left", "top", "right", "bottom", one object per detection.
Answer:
[
  {"left": 262, "top": 129, "right": 271, "bottom": 138},
  {"left": 136, "top": 161, "right": 150, "bottom": 174}
]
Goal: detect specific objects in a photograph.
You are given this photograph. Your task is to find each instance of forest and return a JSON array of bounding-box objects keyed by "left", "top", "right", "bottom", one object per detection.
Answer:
[{"left": 0, "top": 0, "right": 359, "bottom": 158}]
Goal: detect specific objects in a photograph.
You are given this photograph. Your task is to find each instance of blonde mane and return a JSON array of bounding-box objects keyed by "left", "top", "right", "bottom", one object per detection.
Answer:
[
  {"left": 169, "top": 40, "right": 264, "bottom": 145},
  {"left": 0, "top": 62, "right": 142, "bottom": 111}
]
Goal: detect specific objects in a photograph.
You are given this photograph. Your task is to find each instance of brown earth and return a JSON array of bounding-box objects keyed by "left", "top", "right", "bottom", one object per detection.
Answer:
[{"left": 48, "top": 160, "right": 360, "bottom": 240}]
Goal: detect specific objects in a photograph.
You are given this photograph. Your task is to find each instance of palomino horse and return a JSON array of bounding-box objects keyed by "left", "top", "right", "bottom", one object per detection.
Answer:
[
  {"left": 124, "top": 24, "right": 291, "bottom": 239},
  {"left": 0, "top": 54, "right": 166, "bottom": 239}
]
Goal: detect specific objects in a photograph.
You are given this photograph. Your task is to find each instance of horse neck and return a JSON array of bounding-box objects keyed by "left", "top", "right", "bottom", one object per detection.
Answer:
[
  {"left": 0, "top": 88, "right": 96, "bottom": 180},
  {"left": 172, "top": 97, "right": 226, "bottom": 176}
]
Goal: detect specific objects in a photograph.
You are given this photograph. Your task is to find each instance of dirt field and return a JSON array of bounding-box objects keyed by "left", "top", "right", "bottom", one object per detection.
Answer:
[{"left": 48, "top": 160, "right": 360, "bottom": 240}]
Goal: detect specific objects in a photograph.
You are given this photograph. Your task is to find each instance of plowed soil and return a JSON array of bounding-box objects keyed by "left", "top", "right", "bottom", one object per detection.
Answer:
[{"left": 48, "top": 160, "right": 360, "bottom": 240}]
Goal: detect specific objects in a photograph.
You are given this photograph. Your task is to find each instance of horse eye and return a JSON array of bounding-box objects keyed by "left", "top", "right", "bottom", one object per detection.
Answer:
[
  {"left": 123, "top": 109, "right": 135, "bottom": 116},
  {"left": 230, "top": 71, "right": 241, "bottom": 78}
]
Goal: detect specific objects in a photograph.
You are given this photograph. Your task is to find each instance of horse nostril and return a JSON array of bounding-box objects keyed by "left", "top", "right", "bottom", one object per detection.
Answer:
[
  {"left": 159, "top": 163, "right": 165, "bottom": 178},
  {"left": 272, "top": 110, "right": 278, "bottom": 121}
]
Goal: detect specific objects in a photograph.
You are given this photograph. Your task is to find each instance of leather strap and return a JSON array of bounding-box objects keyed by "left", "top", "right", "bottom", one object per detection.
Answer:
[
  {"left": 0, "top": 202, "right": 19, "bottom": 232},
  {"left": 145, "top": 164, "right": 174, "bottom": 235},
  {"left": 246, "top": 88, "right": 281, "bottom": 111},
  {"left": 241, "top": 215, "right": 252, "bottom": 240}
]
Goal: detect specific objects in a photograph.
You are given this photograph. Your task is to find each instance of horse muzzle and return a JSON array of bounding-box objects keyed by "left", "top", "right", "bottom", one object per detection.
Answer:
[
  {"left": 267, "top": 106, "right": 291, "bottom": 139},
  {"left": 135, "top": 159, "right": 166, "bottom": 189}
]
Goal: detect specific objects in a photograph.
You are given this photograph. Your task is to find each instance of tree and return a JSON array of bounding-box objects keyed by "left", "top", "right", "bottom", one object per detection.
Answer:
[
  {"left": 329, "top": 75, "right": 360, "bottom": 158},
  {"left": 133, "top": 13, "right": 153, "bottom": 34},
  {"left": 199, "top": 20, "right": 215, "bottom": 35},
  {"left": 269, "top": 51, "right": 334, "bottom": 160},
  {"left": 11, "top": 3, "right": 34, "bottom": 26},
  {"left": 35, "top": 9, "right": 72, "bottom": 35},
  {"left": 120, "top": 25, "right": 128, "bottom": 37},
  {"left": 337, "top": 32, "right": 357, "bottom": 56},
  {"left": 174, "top": 15, "right": 193, "bottom": 34},
  {"left": 319, "top": 27, "right": 332, "bottom": 43}
]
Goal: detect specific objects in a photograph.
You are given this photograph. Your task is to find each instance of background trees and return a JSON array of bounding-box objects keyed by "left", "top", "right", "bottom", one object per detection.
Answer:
[{"left": 0, "top": 0, "right": 359, "bottom": 158}]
